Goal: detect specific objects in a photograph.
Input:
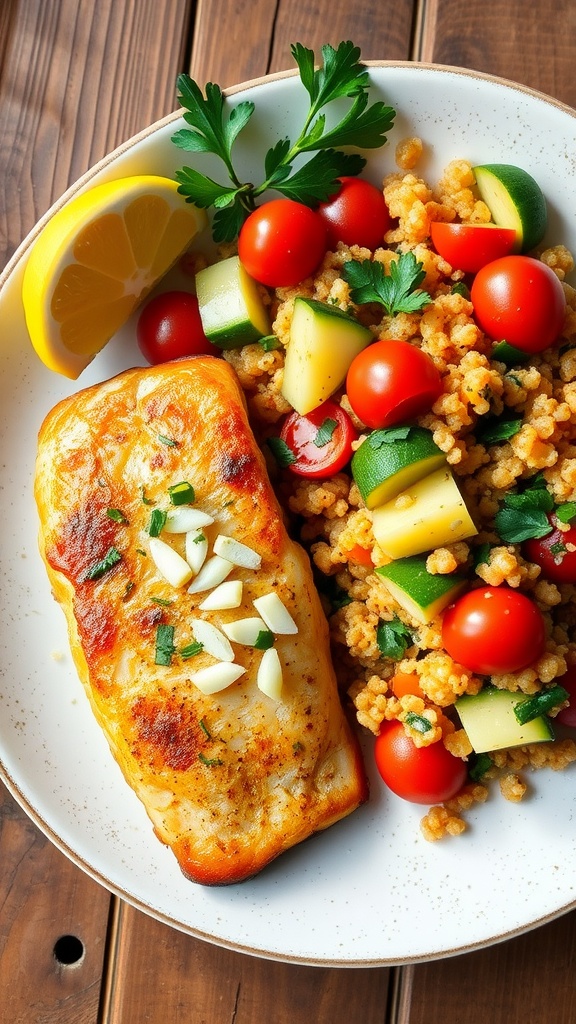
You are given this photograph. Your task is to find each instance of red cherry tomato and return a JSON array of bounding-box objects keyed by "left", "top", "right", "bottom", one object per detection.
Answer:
[
  {"left": 136, "top": 291, "right": 217, "bottom": 363},
  {"left": 554, "top": 666, "right": 576, "bottom": 727},
  {"left": 471, "top": 255, "right": 566, "bottom": 353},
  {"left": 442, "top": 585, "right": 546, "bottom": 675},
  {"left": 374, "top": 721, "right": 467, "bottom": 804},
  {"left": 317, "top": 176, "right": 391, "bottom": 251},
  {"left": 524, "top": 517, "right": 576, "bottom": 584},
  {"left": 345, "top": 339, "right": 443, "bottom": 429},
  {"left": 238, "top": 199, "right": 327, "bottom": 288},
  {"left": 430, "top": 222, "right": 516, "bottom": 273},
  {"left": 279, "top": 400, "right": 357, "bottom": 479}
]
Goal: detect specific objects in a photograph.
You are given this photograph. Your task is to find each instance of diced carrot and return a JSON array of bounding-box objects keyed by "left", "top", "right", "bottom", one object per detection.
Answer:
[
  {"left": 390, "top": 672, "right": 425, "bottom": 699},
  {"left": 346, "top": 543, "right": 373, "bottom": 567}
]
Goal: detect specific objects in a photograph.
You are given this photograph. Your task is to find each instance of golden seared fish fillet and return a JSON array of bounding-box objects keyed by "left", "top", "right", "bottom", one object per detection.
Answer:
[{"left": 35, "top": 356, "right": 367, "bottom": 885}]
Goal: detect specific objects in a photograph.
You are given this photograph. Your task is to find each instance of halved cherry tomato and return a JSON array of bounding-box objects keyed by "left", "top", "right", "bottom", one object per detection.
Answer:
[
  {"left": 430, "top": 222, "right": 516, "bottom": 273},
  {"left": 238, "top": 199, "right": 327, "bottom": 287},
  {"left": 524, "top": 516, "right": 576, "bottom": 584},
  {"left": 471, "top": 255, "right": 566, "bottom": 353},
  {"left": 279, "top": 399, "right": 358, "bottom": 479},
  {"left": 374, "top": 720, "right": 467, "bottom": 804},
  {"left": 317, "top": 176, "right": 391, "bottom": 251},
  {"left": 442, "top": 585, "right": 546, "bottom": 675},
  {"left": 345, "top": 338, "right": 443, "bottom": 429},
  {"left": 554, "top": 666, "right": 576, "bottom": 727},
  {"left": 136, "top": 291, "right": 217, "bottom": 363}
]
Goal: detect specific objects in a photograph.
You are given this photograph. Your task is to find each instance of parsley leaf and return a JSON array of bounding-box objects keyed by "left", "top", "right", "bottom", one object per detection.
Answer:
[
  {"left": 376, "top": 616, "right": 414, "bottom": 659},
  {"left": 494, "top": 481, "right": 555, "bottom": 544},
  {"left": 155, "top": 624, "right": 176, "bottom": 666},
  {"left": 342, "top": 253, "right": 432, "bottom": 315},
  {"left": 476, "top": 417, "right": 523, "bottom": 445},
  {"left": 83, "top": 546, "right": 122, "bottom": 581},
  {"left": 267, "top": 436, "right": 297, "bottom": 467},
  {"left": 172, "top": 41, "right": 396, "bottom": 241},
  {"left": 556, "top": 502, "right": 576, "bottom": 525},
  {"left": 314, "top": 417, "right": 338, "bottom": 447}
]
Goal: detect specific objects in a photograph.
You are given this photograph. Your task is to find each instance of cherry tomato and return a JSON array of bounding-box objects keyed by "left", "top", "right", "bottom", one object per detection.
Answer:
[
  {"left": 317, "top": 176, "right": 391, "bottom": 251},
  {"left": 471, "top": 255, "right": 566, "bottom": 353},
  {"left": 442, "top": 585, "right": 546, "bottom": 675},
  {"left": 238, "top": 199, "right": 327, "bottom": 288},
  {"left": 345, "top": 339, "right": 443, "bottom": 429},
  {"left": 524, "top": 516, "right": 576, "bottom": 584},
  {"left": 136, "top": 291, "right": 217, "bottom": 363},
  {"left": 374, "top": 720, "right": 467, "bottom": 804},
  {"left": 554, "top": 666, "right": 576, "bottom": 727},
  {"left": 430, "top": 222, "right": 516, "bottom": 273},
  {"left": 279, "top": 399, "right": 357, "bottom": 479}
]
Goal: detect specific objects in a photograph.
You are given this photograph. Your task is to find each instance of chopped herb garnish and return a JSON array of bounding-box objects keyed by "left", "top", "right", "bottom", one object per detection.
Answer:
[
  {"left": 147, "top": 508, "right": 167, "bottom": 537},
  {"left": 180, "top": 640, "right": 204, "bottom": 659},
  {"left": 404, "top": 711, "right": 433, "bottom": 734},
  {"left": 376, "top": 616, "right": 414, "bottom": 660},
  {"left": 106, "top": 508, "right": 129, "bottom": 524},
  {"left": 83, "top": 546, "right": 122, "bottom": 581},
  {"left": 494, "top": 479, "right": 555, "bottom": 544},
  {"left": 150, "top": 596, "right": 173, "bottom": 607},
  {"left": 155, "top": 624, "right": 176, "bottom": 666},
  {"left": 476, "top": 417, "right": 523, "bottom": 445},
  {"left": 556, "top": 502, "right": 576, "bottom": 525},
  {"left": 168, "top": 481, "right": 195, "bottom": 505},
  {"left": 258, "top": 334, "right": 280, "bottom": 351},
  {"left": 123, "top": 581, "right": 135, "bottom": 601},
  {"left": 140, "top": 486, "right": 154, "bottom": 505},
  {"left": 468, "top": 751, "right": 493, "bottom": 782},
  {"left": 293, "top": 741, "right": 304, "bottom": 752},
  {"left": 199, "top": 718, "right": 212, "bottom": 739},
  {"left": 366, "top": 425, "right": 412, "bottom": 449},
  {"left": 313, "top": 417, "right": 338, "bottom": 448},
  {"left": 254, "top": 629, "right": 275, "bottom": 650},
  {"left": 342, "top": 252, "right": 432, "bottom": 316},
  {"left": 513, "top": 685, "right": 569, "bottom": 725},
  {"left": 267, "top": 436, "right": 297, "bottom": 467},
  {"left": 550, "top": 541, "right": 567, "bottom": 557},
  {"left": 158, "top": 433, "right": 178, "bottom": 447},
  {"left": 198, "top": 752, "right": 224, "bottom": 767},
  {"left": 190, "top": 531, "right": 206, "bottom": 544},
  {"left": 172, "top": 41, "right": 395, "bottom": 242},
  {"left": 136, "top": 548, "right": 147, "bottom": 557},
  {"left": 451, "top": 281, "right": 470, "bottom": 299}
]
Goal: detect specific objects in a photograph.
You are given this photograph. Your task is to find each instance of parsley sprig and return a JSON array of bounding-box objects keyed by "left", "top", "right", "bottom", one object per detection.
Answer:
[
  {"left": 342, "top": 252, "right": 432, "bottom": 315},
  {"left": 172, "top": 41, "right": 396, "bottom": 242}
]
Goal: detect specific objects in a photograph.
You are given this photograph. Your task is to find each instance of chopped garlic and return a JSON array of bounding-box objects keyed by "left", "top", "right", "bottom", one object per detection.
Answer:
[
  {"left": 253, "top": 592, "right": 298, "bottom": 634},
  {"left": 213, "top": 534, "right": 262, "bottom": 569},
  {"left": 185, "top": 527, "right": 208, "bottom": 574},
  {"left": 198, "top": 580, "right": 243, "bottom": 611},
  {"left": 222, "top": 616, "right": 268, "bottom": 646},
  {"left": 191, "top": 619, "right": 234, "bottom": 662},
  {"left": 190, "top": 662, "right": 246, "bottom": 695},
  {"left": 149, "top": 537, "right": 194, "bottom": 588},
  {"left": 257, "top": 647, "right": 283, "bottom": 700},
  {"left": 163, "top": 506, "right": 214, "bottom": 534},
  {"left": 187, "top": 555, "right": 234, "bottom": 594}
]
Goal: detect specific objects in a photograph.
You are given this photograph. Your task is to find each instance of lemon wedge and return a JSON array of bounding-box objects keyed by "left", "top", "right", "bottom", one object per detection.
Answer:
[{"left": 22, "top": 175, "right": 207, "bottom": 378}]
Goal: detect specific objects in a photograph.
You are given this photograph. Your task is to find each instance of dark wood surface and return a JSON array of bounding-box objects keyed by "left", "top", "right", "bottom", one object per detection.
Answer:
[{"left": 1, "top": 2, "right": 575, "bottom": 1021}]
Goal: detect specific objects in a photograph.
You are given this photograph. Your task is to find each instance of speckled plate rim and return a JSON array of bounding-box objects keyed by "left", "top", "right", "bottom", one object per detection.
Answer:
[{"left": 1, "top": 60, "right": 576, "bottom": 968}]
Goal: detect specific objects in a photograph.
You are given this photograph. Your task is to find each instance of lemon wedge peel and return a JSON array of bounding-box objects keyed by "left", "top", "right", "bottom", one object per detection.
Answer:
[{"left": 22, "top": 175, "right": 207, "bottom": 379}]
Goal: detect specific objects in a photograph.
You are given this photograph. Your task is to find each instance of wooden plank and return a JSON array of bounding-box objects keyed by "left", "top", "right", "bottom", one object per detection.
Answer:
[
  {"left": 417, "top": 0, "right": 576, "bottom": 107},
  {"left": 189, "top": 0, "right": 417, "bottom": 86},
  {"left": 101, "top": 901, "right": 392, "bottom": 1024},
  {"left": 0, "top": 784, "right": 112, "bottom": 1024},
  {"left": 396, "top": 912, "right": 576, "bottom": 1023}
]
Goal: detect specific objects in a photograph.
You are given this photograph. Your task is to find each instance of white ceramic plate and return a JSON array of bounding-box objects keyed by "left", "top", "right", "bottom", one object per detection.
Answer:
[{"left": 1, "top": 63, "right": 576, "bottom": 968}]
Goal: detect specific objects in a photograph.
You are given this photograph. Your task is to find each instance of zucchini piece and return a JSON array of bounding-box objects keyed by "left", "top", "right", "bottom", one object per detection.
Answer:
[
  {"left": 281, "top": 297, "right": 372, "bottom": 415},
  {"left": 351, "top": 426, "right": 446, "bottom": 510},
  {"left": 371, "top": 466, "right": 478, "bottom": 558},
  {"left": 196, "top": 255, "right": 270, "bottom": 349},
  {"left": 375, "top": 555, "right": 466, "bottom": 624},
  {"left": 491, "top": 340, "right": 530, "bottom": 366},
  {"left": 473, "top": 164, "right": 547, "bottom": 253},
  {"left": 456, "top": 688, "right": 555, "bottom": 753}
]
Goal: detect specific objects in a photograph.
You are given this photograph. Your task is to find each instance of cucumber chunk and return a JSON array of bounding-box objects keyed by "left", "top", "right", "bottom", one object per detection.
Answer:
[
  {"left": 351, "top": 426, "right": 446, "bottom": 510},
  {"left": 456, "top": 687, "right": 555, "bottom": 753},
  {"left": 473, "top": 164, "right": 547, "bottom": 253},
  {"left": 371, "top": 466, "right": 478, "bottom": 558},
  {"left": 281, "top": 298, "right": 372, "bottom": 415},
  {"left": 196, "top": 255, "right": 270, "bottom": 349},
  {"left": 375, "top": 555, "right": 466, "bottom": 624}
]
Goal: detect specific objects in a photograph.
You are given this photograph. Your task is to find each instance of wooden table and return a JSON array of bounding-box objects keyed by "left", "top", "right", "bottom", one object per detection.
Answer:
[{"left": 2, "top": 1, "right": 576, "bottom": 1020}]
